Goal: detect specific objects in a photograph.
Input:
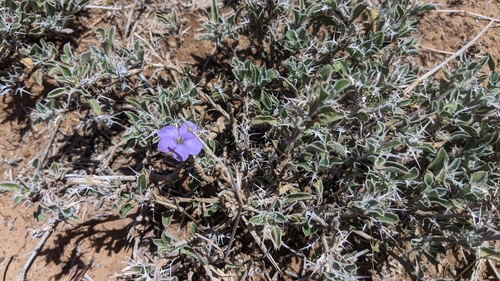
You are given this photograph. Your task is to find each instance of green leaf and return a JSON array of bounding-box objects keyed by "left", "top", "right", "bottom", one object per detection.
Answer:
[
  {"left": 368, "top": 208, "right": 384, "bottom": 217},
  {"left": 382, "top": 161, "right": 409, "bottom": 175},
  {"left": 319, "top": 65, "right": 332, "bottom": 81},
  {"left": 272, "top": 212, "right": 287, "bottom": 223},
  {"left": 136, "top": 174, "right": 147, "bottom": 192},
  {"left": 249, "top": 214, "right": 265, "bottom": 225},
  {"left": 329, "top": 142, "right": 346, "bottom": 158},
  {"left": 206, "top": 138, "right": 216, "bottom": 151},
  {"left": 63, "top": 43, "right": 73, "bottom": 61},
  {"left": 401, "top": 167, "right": 419, "bottom": 180},
  {"left": 126, "top": 97, "right": 142, "bottom": 108},
  {"left": 436, "top": 169, "right": 446, "bottom": 182},
  {"left": 78, "top": 88, "right": 91, "bottom": 98},
  {"left": 487, "top": 53, "right": 496, "bottom": 72},
  {"left": 32, "top": 158, "right": 41, "bottom": 170},
  {"left": 284, "top": 193, "right": 313, "bottom": 203},
  {"left": 419, "top": 143, "right": 436, "bottom": 154},
  {"left": 49, "top": 162, "right": 59, "bottom": 175},
  {"left": 429, "top": 196, "right": 451, "bottom": 208},
  {"left": 210, "top": 0, "right": 219, "bottom": 22},
  {"left": 34, "top": 69, "right": 44, "bottom": 86},
  {"left": 204, "top": 202, "right": 220, "bottom": 217},
  {"left": 450, "top": 131, "right": 469, "bottom": 141},
  {"left": 302, "top": 222, "right": 312, "bottom": 236},
  {"left": 315, "top": 179, "right": 323, "bottom": 205},
  {"left": 14, "top": 196, "right": 24, "bottom": 205},
  {"left": 357, "top": 111, "right": 369, "bottom": 122},
  {"left": 119, "top": 202, "right": 137, "bottom": 218},
  {"left": 424, "top": 172, "right": 434, "bottom": 186},
  {"left": 34, "top": 206, "right": 46, "bottom": 223},
  {"left": 333, "top": 79, "right": 350, "bottom": 93},
  {"left": 253, "top": 116, "right": 277, "bottom": 125},
  {"left": 96, "top": 27, "right": 106, "bottom": 42},
  {"left": 448, "top": 158, "right": 461, "bottom": 171},
  {"left": 88, "top": 98, "right": 101, "bottom": 115},
  {"left": 428, "top": 189, "right": 451, "bottom": 208},
  {"left": 10, "top": 23, "right": 22, "bottom": 32},
  {"left": 470, "top": 171, "right": 487, "bottom": 183},
  {"left": 107, "top": 27, "right": 116, "bottom": 54},
  {"left": 428, "top": 148, "right": 447, "bottom": 173},
  {"left": 265, "top": 69, "right": 277, "bottom": 80},
  {"left": 161, "top": 210, "right": 175, "bottom": 227},
  {"left": 305, "top": 141, "right": 327, "bottom": 152},
  {"left": 270, "top": 226, "right": 282, "bottom": 249},
  {"left": 260, "top": 91, "right": 272, "bottom": 111},
  {"left": 383, "top": 139, "right": 402, "bottom": 150},
  {"left": 460, "top": 125, "right": 479, "bottom": 137},
  {"left": 377, "top": 212, "right": 399, "bottom": 224},
  {"left": 480, "top": 247, "right": 500, "bottom": 262},
  {"left": 318, "top": 107, "right": 344, "bottom": 124},
  {"left": 350, "top": 3, "right": 368, "bottom": 21},
  {"left": 47, "top": 87, "right": 67, "bottom": 98},
  {"left": 5, "top": 0, "right": 17, "bottom": 9},
  {"left": 190, "top": 223, "right": 198, "bottom": 234},
  {"left": 0, "top": 182, "right": 20, "bottom": 192},
  {"left": 179, "top": 247, "right": 197, "bottom": 259},
  {"left": 125, "top": 111, "right": 140, "bottom": 123}
]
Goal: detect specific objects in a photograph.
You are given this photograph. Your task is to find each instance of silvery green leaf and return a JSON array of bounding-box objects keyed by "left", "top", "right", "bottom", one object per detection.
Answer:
[
  {"left": 480, "top": 248, "right": 500, "bottom": 262},
  {"left": 333, "top": 79, "right": 349, "bottom": 93},
  {"left": 315, "top": 179, "right": 323, "bottom": 205},
  {"left": 161, "top": 210, "right": 174, "bottom": 227},
  {"left": 119, "top": 202, "right": 137, "bottom": 218},
  {"left": 253, "top": 116, "right": 277, "bottom": 125},
  {"left": 377, "top": 212, "right": 399, "bottom": 224},
  {"left": 284, "top": 193, "right": 313, "bottom": 203},
  {"left": 0, "top": 182, "right": 20, "bottom": 192},
  {"left": 34, "top": 207, "right": 46, "bottom": 223},
  {"left": 305, "top": 141, "right": 327, "bottom": 153},
  {"left": 270, "top": 226, "right": 282, "bottom": 249},
  {"left": 329, "top": 142, "right": 346, "bottom": 158},
  {"left": 136, "top": 174, "right": 147, "bottom": 192},
  {"left": 470, "top": 171, "right": 487, "bottom": 183},
  {"left": 428, "top": 148, "right": 447, "bottom": 173},
  {"left": 382, "top": 161, "right": 409, "bottom": 175},
  {"left": 249, "top": 214, "right": 265, "bottom": 225},
  {"left": 47, "top": 87, "right": 67, "bottom": 98},
  {"left": 88, "top": 98, "right": 101, "bottom": 115}
]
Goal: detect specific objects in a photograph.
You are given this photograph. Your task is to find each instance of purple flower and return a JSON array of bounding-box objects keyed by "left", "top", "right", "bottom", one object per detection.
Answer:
[{"left": 157, "top": 121, "right": 203, "bottom": 162}]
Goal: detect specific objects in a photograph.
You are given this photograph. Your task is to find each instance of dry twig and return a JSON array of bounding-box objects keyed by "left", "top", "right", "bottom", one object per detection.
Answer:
[
  {"left": 15, "top": 221, "right": 58, "bottom": 281},
  {"left": 39, "top": 117, "right": 64, "bottom": 165}
]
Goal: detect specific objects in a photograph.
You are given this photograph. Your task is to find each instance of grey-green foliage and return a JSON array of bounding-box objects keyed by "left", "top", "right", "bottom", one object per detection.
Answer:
[
  {"left": 117, "top": 0, "right": 443, "bottom": 279},
  {"left": 0, "top": 0, "right": 90, "bottom": 88},
  {"left": 123, "top": 76, "right": 201, "bottom": 148},
  {"left": 33, "top": 27, "right": 144, "bottom": 123},
  {"left": 122, "top": 0, "right": 451, "bottom": 279},
  {"left": 127, "top": 0, "right": 478, "bottom": 279},
  {"left": 194, "top": 0, "right": 500, "bottom": 278},
  {"left": 0, "top": 0, "right": 90, "bottom": 44}
]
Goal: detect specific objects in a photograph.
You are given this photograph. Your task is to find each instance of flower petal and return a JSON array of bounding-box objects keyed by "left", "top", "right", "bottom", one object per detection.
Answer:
[
  {"left": 172, "top": 144, "right": 191, "bottom": 162},
  {"left": 184, "top": 137, "right": 203, "bottom": 156},
  {"left": 158, "top": 137, "right": 177, "bottom": 154},
  {"left": 158, "top": 126, "right": 179, "bottom": 138},
  {"left": 179, "top": 121, "right": 198, "bottom": 136}
]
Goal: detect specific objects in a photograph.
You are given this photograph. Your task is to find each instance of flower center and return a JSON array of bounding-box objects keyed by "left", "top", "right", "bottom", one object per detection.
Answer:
[{"left": 176, "top": 136, "right": 184, "bottom": 145}]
